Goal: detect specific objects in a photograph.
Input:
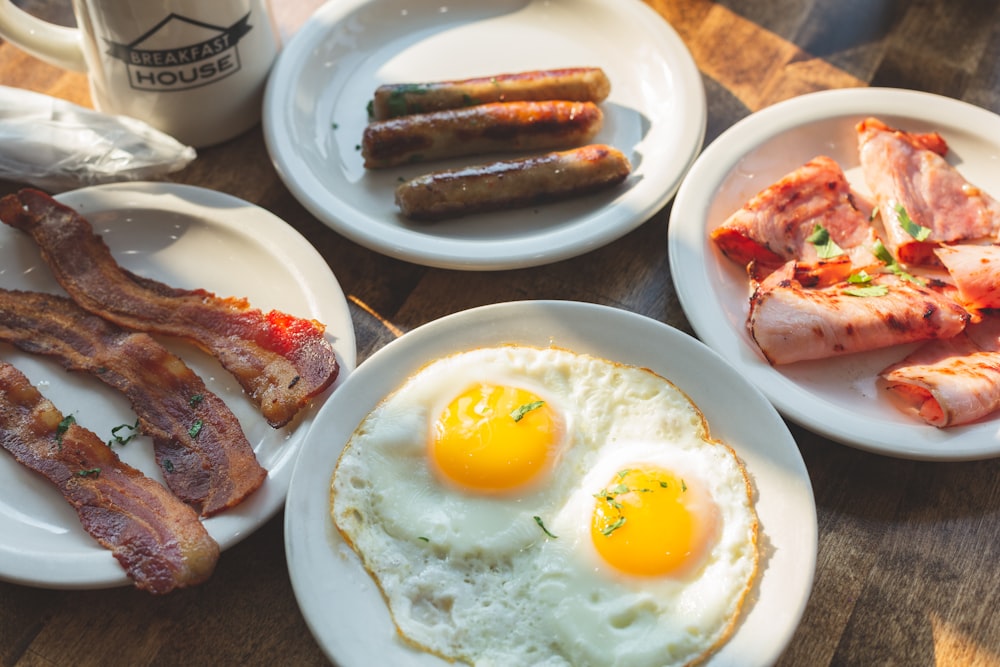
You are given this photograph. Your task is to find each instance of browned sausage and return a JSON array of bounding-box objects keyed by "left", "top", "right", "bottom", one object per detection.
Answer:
[
  {"left": 361, "top": 100, "right": 603, "bottom": 169},
  {"left": 369, "top": 67, "right": 611, "bottom": 120},
  {"left": 394, "top": 144, "right": 631, "bottom": 220}
]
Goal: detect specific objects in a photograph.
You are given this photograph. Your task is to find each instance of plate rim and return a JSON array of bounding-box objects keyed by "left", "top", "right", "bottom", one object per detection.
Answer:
[
  {"left": 668, "top": 86, "right": 1000, "bottom": 461},
  {"left": 284, "top": 299, "right": 817, "bottom": 667},
  {"left": 0, "top": 180, "right": 356, "bottom": 589},
  {"left": 262, "top": 0, "right": 706, "bottom": 270}
]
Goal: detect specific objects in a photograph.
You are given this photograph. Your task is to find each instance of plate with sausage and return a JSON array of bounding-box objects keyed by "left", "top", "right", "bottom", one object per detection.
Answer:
[
  {"left": 668, "top": 87, "right": 1000, "bottom": 461},
  {"left": 264, "top": 0, "right": 705, "bottom": 270}
]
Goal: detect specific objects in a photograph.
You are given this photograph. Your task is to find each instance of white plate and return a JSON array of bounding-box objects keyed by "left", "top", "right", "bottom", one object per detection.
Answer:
[
  {"left": 285, "top": 300, "right": 816, "bottom": 667},
  {"left": 0, "top": 181, "right": 356, "bottom": 589},
  {"left": 668, "top": 87, "right": 1000, "bottom": 461},
  {"left": 263, "top": 0, "right": 705, "bottom": 270}
]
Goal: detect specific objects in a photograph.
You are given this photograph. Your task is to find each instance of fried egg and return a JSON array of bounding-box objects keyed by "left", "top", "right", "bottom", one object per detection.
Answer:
[{"left": 331, "top": 345, "right": 758, "bottom": 667}]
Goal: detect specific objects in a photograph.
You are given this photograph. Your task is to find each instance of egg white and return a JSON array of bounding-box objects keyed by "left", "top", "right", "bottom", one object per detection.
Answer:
[
  {"left": 535, "top": 440, "right": 758, "bottom": 667},
  {"left": 330, "top": 345, "right": 759, "bottom": 667}
]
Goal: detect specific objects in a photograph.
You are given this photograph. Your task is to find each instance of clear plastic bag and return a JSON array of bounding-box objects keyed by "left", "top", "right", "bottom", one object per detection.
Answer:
[{"left": 0, "top": 86, "right": 196, "bottom": 192}]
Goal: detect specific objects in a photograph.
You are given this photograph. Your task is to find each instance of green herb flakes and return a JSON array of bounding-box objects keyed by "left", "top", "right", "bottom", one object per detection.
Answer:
[
  {"left": 533, "top": 516, "right": 558, "bottom": 539},
  {"left": 806, "top": 223, "right": 845, "bottom": 259},
  {"left": 107, "top": 419, "right": 140, "bottom": 447},
  {"left": 894, "top": 203, "right": 931, "bottom": 241},
  {"left": 510, "top": 400, "right": 544, "bottom": 422}
]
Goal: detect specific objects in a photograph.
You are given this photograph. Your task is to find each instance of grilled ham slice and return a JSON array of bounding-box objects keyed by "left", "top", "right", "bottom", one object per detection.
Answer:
[
  {"left": 880, "top": 314, "right": 1000, "bottom": 427},
  {"left": 747, "top": 261, "right": 970, "bottom": 365},
  {"left": 711, "top": 155, "right": 878, "bottom": 272},
  {"left": 0, "top": 188, "right": 339, "bottom": 428},
  {"left": 934, "top": 244, "right": 1000, "bottom": 311},
  {"left": 857, "top": 117, "right": 1000, "bottom": 266},
  {"left": 0, "top": 288, "right": 266, "bottom": 516},
  {"left": 0, "top": 360, "right": 219, "bottom": 593}
]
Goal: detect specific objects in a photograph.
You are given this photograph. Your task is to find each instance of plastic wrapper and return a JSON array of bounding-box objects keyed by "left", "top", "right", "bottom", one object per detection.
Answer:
[{"left": 0, "top": 86, "right": 196, "bottom": 192}]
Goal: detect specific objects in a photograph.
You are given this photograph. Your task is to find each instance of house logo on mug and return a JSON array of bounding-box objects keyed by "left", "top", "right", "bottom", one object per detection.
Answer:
[{"left": 104, "top": 12, "right": 253, "bottom": 92}]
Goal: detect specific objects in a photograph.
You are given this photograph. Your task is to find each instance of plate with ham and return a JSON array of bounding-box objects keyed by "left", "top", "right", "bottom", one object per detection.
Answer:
[
  {"left": 0, "top": 182, "right": 355, "bottom": 590},
  {"left": 668, "top": 88, "right": 1000, "bottom": 460}
]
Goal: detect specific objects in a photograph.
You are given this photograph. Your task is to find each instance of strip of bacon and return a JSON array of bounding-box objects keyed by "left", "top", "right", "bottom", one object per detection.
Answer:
[
  {"left": 711, "top": 155, "right": 878, "bottom": 273},
  {"left": 747, "top": 261, "right": 970, "bottom": 365},
  {"left": 0, "top": 360, "right": 219, "bottom": 593},
  {"left": 934, "top": 244, "right": 1000, "bottom": 311},
  {"left": 880, "top": 315, "right": 1000, "bottom": 427},
  {"left": 857, "top": 117, "right": 1000, "bottom": 266},
  {"left": 0, "top": 188, "right": 339, "bottom": 428},
  {"left": 0, "top": 288, "right": 266, "bottom": 516}
]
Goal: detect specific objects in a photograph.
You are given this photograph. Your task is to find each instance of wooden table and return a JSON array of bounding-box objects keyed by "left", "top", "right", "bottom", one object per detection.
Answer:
[{"left": 3, "top": 1, "right": 1000, "bottom": 665}]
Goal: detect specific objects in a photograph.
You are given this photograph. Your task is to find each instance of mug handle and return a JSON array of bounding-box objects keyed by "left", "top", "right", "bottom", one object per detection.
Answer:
[{"left": 0, "top": 2, "right": 86, "bottom": 72}]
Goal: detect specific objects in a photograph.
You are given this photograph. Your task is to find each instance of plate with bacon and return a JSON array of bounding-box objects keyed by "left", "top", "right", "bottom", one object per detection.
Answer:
[
  {"left": 669, "top": 87, "right": 1000, "bottom": 461},
  {"left": 0, "top": 182, "right": 355, "bottom": 592}
]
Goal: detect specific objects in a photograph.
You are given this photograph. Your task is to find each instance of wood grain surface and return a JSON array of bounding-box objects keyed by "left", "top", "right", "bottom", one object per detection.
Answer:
[{"left": 2, "top": 0, "right": 1000, "bottom": 665}]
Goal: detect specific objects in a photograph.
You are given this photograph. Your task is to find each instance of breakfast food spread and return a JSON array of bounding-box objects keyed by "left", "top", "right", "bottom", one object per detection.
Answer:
[
  {"left": 0, "top": 361, "right": 220, "bottom": 594},
  {"left": 0, "top": 188, "right": 340, "bottom": 429},
  {"left": 712, "top": 117, "right": 1000, "bottom": 427},
  {"left": 331, "top": 345, "right": 758, "bottom": 666},
  {"left": 0, "top": 288, "right": 267, "bottom": 517},
  {"left": 361, "top": 67, "right": 632, "bottom": 220},
  {"left": 369, "top": 67, "right": 611, "bottom": 120}
]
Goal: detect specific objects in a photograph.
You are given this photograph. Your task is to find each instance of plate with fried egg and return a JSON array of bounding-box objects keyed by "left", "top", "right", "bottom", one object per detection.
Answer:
[{"left": 284, "top": 300, "right": 816, "bottom": 666}]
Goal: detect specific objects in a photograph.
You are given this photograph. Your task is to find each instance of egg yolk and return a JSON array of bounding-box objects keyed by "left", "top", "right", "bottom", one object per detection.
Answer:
[
  {"left": 591, "top": 466, "right": 719, "bottom": 577},
  {"left": 431, "top": 384, "right": 559, "bottom": 494}
]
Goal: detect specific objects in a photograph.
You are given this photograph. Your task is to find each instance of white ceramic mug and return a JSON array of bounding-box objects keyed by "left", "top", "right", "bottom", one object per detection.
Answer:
[{"left": 0, "top": 0, "right": 280, "bottom": 147}]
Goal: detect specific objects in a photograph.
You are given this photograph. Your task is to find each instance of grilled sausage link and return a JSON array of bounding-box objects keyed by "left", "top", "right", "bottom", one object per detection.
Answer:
[
  {"left": 362, "top": 100, "right": 603, "bottom": 169},
  {"left": 370, "top": 67, "right": 611, "bottom": 120},
  {"left": 394, "top": 144, "right": 631, "bottom": 220}
]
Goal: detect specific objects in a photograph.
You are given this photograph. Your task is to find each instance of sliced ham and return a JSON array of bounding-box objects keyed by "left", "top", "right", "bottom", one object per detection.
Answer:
[
  {"left": 880, "top": 315, "right": 1000, "bottom": 427},
  {"left": 747, "top": 261, "right": 970, "bottom": 365},
  {"left": 934, "top": 244, "right": 1000, "bottom": 311},
  {"left": 857, "top": 117, "right": 1000, "bottom": 266},
  {"left": 711, "top": 155, "right": 879, "bottom": 272}
]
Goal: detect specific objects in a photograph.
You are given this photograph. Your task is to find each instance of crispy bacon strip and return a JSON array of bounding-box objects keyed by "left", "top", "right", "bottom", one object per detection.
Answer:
[
  {"left": 857, "top": 117, "right": 1000, "bottom": 266},
  {"left": 880, "top": 315, "right": 1000, "bottom": 427},
  {"left": 747, "top": 261, "right": 970, "bottom": 365},
  {"left": 0, "top": 288, "right": 266, "bottom": 516},
  {"left": 0, "top": 360, "right": 219, "bottom": 593},
  {"left": 711, "top": 155, "right": 878, "bottom": 273},
  {"left": 0, "top": 188, "right": 339, "bottom": 428}
]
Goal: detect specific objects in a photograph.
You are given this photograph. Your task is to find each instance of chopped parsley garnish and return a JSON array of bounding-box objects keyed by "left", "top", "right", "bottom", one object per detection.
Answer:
[
  {"left": 77, "top": 467, "right": 101, "bottom": 478},
  {"left": 895, "top": 203, "right": 932, "bottom": 241},
  {"left": 55, "top": 415, "right": 75, "bottom": 446},
  {"left": 510, "top": 400, "right": 544, "bottom": 422},
  {"left": 847, "top": 270, "right": 874, "bottom": 285},
  {"left": 843, "top": 285, "right": 890, "bottom": 297},
  {"left": 806, "top": 223, "right": 845, "bottom": 259},
  {"left": 187, "top": 419, "right": 204, "bottom": 438},
  {"left": 417, "top": 536, "right": 430, "bottom": 542},
  {"left": 873, "top": 240, "right": 926, "bottom": 286},
  {"left": 601, "top": 516, "right": 627, "bottom": 537},
  {"left": 533, "top": 516, "right": 558, "bottom": 539},
  {"left": 164, "top": 459, "right": 175, "bottom": 473},
  {"left": 188, "top": 394, "right": 204, "bottom": 408},
  {"left": 107, "top": 419, "right": 139, "bottom": 447}
]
